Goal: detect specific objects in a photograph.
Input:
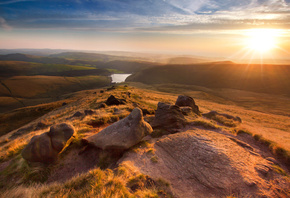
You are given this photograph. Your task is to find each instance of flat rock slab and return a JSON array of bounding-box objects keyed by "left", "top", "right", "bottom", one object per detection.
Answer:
[{"left": 120, "top": 129, "right": 276, "bottom": 198}]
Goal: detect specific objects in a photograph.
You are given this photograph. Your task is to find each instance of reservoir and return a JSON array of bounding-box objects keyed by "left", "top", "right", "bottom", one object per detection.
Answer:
[{"left": 110, "top": 73, "right": 131, "bottom": 83}]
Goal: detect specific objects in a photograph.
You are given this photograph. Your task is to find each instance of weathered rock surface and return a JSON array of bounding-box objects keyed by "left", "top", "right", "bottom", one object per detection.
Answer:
[
  {"left": 21, "top": 123, "right": 75, "bottom": 164},
  {"left": 86, "top": 107, "right": 152, "bottom": 151},
  {"left": 105, "top": 95, "right": 126, "bottom": 106},
  {"left": 152, "top": 102, "right": 186, "bottom": 133},
  {"left": 120, "top": 130, "right": 275, "bottom": 198},
  {"left": 175, "top": 95, "right": 200, "bottom": 114}
]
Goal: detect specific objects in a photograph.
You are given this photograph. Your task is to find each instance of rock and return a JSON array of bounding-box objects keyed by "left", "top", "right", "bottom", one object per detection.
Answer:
[
  {"left": 72, "top": 111, "right": 83, "bottom": 117},
  {"left": 106, "top": 86, "right": 116, "bottom": 91},
  {"left": 84, "top": 109, "right": 95, "bottom": 115},
  {"left": 105, "top": 95, "right": 126, "bottom": 106},
  {"left": 203, "top": 111, "right": 242, "bottom": 123},
  {"left": 35, "top": 121, "right": 48, "bottom": 130},
  {"left": 180, "top": 106, "right": 192, "bottom": 115},
  {"left": 152, "top": 102, "right": 186, "bottom": 133},
  {"left": 175, "top": 95, "right": 200, "bottom": 114},
  {"left": 22, "top": 123, "right": 75, "bottom": 164},
  {"left": 86, "top": 107, "right": 152, "bottom": 151},
  {"left": 48, "top": 123, "right": 75, "bottom": 152},
  {"left": 21, "top": 133, "right": 58, "bottom": 164},
  {"left": 142, "top": 108, "right": 155, "bottom": 115},
  {"left": 98, "top": 103, "right": 107, "bottom": 108}
]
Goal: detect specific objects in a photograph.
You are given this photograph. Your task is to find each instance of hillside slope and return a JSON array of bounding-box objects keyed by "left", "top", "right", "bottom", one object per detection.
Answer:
[
  {"left": 0, "top": 85, "right": 289, "bottom": 197},
  {"left": 126, "top": 62, "right": 290, "bottom": 96}
]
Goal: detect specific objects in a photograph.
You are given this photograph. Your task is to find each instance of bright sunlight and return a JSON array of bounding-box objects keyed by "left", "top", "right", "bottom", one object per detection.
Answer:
[{"left": 245, "top": 29, "right": 279, "bottom": 53}]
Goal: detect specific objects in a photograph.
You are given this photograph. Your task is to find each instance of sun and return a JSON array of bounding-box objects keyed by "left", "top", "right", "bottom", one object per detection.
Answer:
[{"left": 245, "top": 29, "right": 278, "bottom": 53}]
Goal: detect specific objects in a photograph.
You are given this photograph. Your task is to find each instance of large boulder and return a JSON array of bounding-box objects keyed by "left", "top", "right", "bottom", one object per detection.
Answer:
[
  {"left": 48, "top": 123, "right": 75, "bottom": 152},
  {"left": 21, "top": 133, "right": 58, "bottom": 164},
  {"left": 175, "top": 95, "right": 200, "bottom": 114},
  {"left": 152, "top": 102, "right": 186, "bottom": 133},
  {"left": 21, "top": 123, "right": 75, "bottom": 164},
  {"left": 86, "top": 107, "right": 152, "bottom": 151},
  {"left": 105, "top": 95, "right": 126, "bottom": 106}
]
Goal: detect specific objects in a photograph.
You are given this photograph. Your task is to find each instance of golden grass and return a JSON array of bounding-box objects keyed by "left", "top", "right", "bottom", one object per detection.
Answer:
[
  {"left": 0, "top": 162, "right": 172, "bottom": 198},
  {"left": 235, "top": 128, "right": 290, "bottom": 166},
  {"left": 0, "top": 138, "right": 27, "bottom": 162},
  {"left": 0, "top": 100, "right": 65, "bottom": 136}
]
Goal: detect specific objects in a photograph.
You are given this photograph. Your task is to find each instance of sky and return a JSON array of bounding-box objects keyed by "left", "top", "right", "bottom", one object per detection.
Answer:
[{"left": 0, "top": 0, "right": 290, "bottom": 60}]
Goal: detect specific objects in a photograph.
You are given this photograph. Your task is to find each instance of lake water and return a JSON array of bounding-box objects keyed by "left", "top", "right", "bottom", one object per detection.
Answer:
[{"left": 110, "top": 73, "right": 131, "bottom": 83}]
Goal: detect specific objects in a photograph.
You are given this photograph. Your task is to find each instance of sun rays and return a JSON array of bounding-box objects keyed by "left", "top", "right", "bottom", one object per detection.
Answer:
[{"left": 228, "top": 28, "right": 289, "bottom": 65}]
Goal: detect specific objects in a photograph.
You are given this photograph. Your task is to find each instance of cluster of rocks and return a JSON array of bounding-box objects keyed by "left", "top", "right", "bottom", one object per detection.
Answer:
[
  {"left": 71, "top": 109, "right": 96, "bottom": 118},
  {"left": 85, "top": 95, "right": 200, "bottom": 151},
  {"left": 23, "top": 94, "right": 243, "bottom": 166},
  {"left": 21, "top": 95, "right": 200, "bottom": 164}
]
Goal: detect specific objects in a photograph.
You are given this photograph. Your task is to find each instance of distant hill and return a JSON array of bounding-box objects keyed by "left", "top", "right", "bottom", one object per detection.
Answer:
[
  {"left": 0, "top": 53, "right": 72, "bottom": 65},
  {"left": 0, "top": 53, "right": 156, "bottom": 73},
  {"left": 0, "top": 61, "right": 109, "bottom": 77},
  {"left": 49, "top": 52, "right": 135, "bottom": 62},
  {"left": 126, "top": 61, "right": 290, "bottom": 96}
]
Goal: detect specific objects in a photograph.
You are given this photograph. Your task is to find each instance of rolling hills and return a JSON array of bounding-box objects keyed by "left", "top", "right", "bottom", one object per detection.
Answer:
[{"left": 126, "top": 61, "right": 290, "bottom": 96}]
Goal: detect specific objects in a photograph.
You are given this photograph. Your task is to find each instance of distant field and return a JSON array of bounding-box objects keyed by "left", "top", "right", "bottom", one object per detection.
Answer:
[
  {"left": 0, "top": 75, "right": 111, "bottom": 112},
  {"left": 0, "top": 75, "right": 110, "bottom": 98},
  {"left": 0, "top": 61, "right": 98, "bottom": 77}
]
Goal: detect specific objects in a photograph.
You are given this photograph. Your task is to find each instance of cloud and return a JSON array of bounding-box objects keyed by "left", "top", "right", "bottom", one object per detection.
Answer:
[
  {"left": 0, "top": 17, "right": 12, "bottom": 30},
  {"left": 0, "top": 0, "right": 289, "bottom": 32},
  {"left": 0, "top": 0, "right": 34, "bottom": 5}
]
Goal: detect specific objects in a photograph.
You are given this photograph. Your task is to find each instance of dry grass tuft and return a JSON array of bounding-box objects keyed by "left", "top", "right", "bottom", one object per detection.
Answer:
[{"left": 191, "top": 119, "right": 220, "bottom": 130}]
